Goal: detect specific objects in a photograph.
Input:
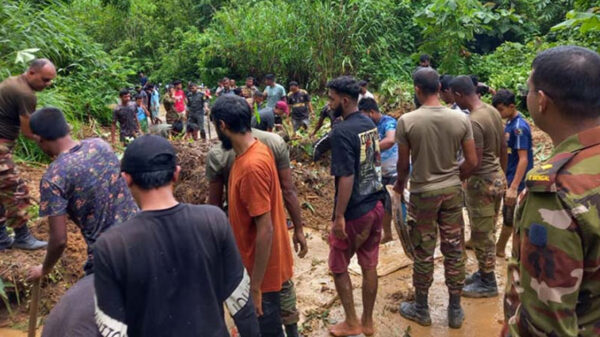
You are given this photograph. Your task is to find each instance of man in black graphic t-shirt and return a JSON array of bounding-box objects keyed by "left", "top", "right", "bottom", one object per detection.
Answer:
[
  {"left": 326, "top": 76, "right": 385, "bottom": 337},
  {"left": 93, "top": 135, "right": 259, "bottom": 337}
]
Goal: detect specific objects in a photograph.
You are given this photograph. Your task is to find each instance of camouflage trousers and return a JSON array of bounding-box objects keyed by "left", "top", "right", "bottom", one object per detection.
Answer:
[
  {"left": 466, "top": 171, "right": 506, "bottom": 273},
  {"left": 0, "top": 142, "right": 30, "bottom": 229},
  {"left": 408, "top": 185, "right": 465, "bottom": 295},
  {"left": 280, "top": 279, "right": 299, "bottom": 325}
]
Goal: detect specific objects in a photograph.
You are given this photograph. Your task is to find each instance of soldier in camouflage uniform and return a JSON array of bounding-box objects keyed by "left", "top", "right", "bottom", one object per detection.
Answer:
[
  {"left": 503, "top": 46, "right": 600, "bottom": 337},
  {"left": 395, "top": 68, "right": 477, "bottom": 329},
  {"left": 451, "top": 75, "right": 508, "bottom": 298},
  {"left": 0, "top": 59, "right": 54, "bottom": 250}
]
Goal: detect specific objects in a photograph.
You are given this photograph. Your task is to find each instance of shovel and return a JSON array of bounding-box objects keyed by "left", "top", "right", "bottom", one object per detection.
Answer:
[
  {"left": 28, "top": 279, "right": 41, "bottom": 337},
  {"left": 386, "top": 185, "right": 415, "bottom": 260}
]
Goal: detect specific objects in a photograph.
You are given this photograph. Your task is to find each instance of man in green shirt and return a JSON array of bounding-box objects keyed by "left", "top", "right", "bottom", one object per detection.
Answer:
[
  {"left": 0, "top": 58, "right": 55, "bottom": 250},
  {"left": 451, "top": 76, "right": 507, "bottom": 298}
]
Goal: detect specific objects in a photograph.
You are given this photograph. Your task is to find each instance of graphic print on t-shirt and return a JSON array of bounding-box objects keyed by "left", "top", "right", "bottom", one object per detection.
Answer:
[{"left": 358, "top": 128, "right": 383, "bottom": 196}]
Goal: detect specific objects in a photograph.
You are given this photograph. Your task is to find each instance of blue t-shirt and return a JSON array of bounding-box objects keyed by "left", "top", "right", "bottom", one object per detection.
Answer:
[
  {"left": 505, "top": 113, "right": 534, "bottom": 191},
  {"left": 377, "top": 115, "right": 398, "bottom": 177},
  {"left": 136, "top": 106, "right": 147, "bottom": 121},
  {"left": 264, "top": 84, "right": 286, "bottom": 108}
]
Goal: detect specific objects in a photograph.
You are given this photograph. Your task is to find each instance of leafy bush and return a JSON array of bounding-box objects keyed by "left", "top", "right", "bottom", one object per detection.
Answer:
[
  {"left": 197, "top": 0, "right": 417, "bottom": 89},
  {"left": 0, "top": 0, "right": 136, "bottom": 161}
]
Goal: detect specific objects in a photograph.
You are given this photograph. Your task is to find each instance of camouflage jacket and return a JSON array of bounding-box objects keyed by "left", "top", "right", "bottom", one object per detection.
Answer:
[{"left": 504, "top": 126, "right": 600, "bottom": 337}]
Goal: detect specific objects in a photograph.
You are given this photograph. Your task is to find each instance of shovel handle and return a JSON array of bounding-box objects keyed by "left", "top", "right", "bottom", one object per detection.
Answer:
[{"left": 28, "top": 279, "right": 41, "bottom": 337}]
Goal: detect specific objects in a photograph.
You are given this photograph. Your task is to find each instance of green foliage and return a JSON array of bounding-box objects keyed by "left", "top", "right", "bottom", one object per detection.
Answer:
[
  {"left": 198, "top": 0, "right": 417, "bottom": 89},
  {"left": 0, "top": 0, "right": 135, "bottom": 161},
  {"left": 414, "top": 0, "right": 498, "bottom": 73},
  {"left": 553, "top": 8, "right": 600, "bottom": 33}
]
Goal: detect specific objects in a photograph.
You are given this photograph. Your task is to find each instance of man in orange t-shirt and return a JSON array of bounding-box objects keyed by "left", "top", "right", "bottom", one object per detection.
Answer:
[{"left": 211, "top": 95, "right": 293, "bottom": 337}]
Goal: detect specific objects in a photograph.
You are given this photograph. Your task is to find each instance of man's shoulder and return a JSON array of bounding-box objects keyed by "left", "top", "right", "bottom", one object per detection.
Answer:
[
  {"left": 207, "top": 144, "right": 232, "bottom": 163},
  {"left": 0, "top": 76, "right": 30, "bottom": 95},
  {"left": 555, "top": 144, "right": 600, "bottom": 195},
  {"left": 252, "top": 128, "right": 285, "bottom": 146}
]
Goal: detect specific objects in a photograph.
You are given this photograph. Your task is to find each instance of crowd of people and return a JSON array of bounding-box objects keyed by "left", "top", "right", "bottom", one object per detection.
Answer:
[{"left": 0, "top": 44, "right": 598, "bottom": 337}]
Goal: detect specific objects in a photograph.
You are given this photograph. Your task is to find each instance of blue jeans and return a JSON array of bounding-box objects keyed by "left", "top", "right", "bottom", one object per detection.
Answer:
[{"left": 259, "top": 291, "right": 285, "bottom": 337}]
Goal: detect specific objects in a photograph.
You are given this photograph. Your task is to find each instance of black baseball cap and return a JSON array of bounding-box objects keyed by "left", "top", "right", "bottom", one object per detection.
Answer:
[{"left": 121, "top": 135, "right": 177, "bottom": 173}]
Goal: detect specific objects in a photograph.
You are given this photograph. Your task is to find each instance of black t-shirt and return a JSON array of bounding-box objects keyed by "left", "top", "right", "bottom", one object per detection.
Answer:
[
  {"left": 287, "top": 90, "right": 310, "bottom": 120},
  {"left": 42, "top": 275, "right": 100, "bottom": 337},
  {"left": 330, "top": 112, "right": 385, "bottom": 220},
  {"left": 94, "top": 203, "right": 259, "bottom": 337}
]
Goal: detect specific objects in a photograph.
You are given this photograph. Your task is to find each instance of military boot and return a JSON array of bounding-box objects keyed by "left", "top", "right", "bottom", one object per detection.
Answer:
[
  {"left": 447, "top": 293, "right": 465, "bottom": 329},
  {"left": 462, "top": 271, "right": 498, "bottom": 298},
  {"left": 496, "top": 225, "right": 512, "bottom": 258},
  {"left": 465, "top": 270, "right": 482, "bottom": 285},
  {"left": 399, "top": 291, "right": 431, "bottom": 326},
  {"left": 0, "top": 224, "right": 13, "bottom": 250},
  {"left": 12, "top": 225, "right": 47, "bottom": 250}
]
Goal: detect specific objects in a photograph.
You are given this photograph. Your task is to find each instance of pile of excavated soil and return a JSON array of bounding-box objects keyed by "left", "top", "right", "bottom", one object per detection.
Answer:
[
  {"left": 292, "top": 161, "right": 334, "bottom": 232},
  {"left": 172, "top": 140, "right": 217, "bottom": 205},
  {"left": 0, "top": 166, "right": 86, "bottom": 328}
]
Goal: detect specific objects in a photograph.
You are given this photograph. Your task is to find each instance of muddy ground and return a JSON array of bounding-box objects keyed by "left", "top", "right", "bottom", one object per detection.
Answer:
[{"left": 0, "top": 123, "right": 553, "bottom": 337}]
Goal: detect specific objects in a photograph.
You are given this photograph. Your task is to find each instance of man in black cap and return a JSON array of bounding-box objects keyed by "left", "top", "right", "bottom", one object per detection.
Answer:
[{"left": 93, "top": 135, "right": 260, "bottom": 337}]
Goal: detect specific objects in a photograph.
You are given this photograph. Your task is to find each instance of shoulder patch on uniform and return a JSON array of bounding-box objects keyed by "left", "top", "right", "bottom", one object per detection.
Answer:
[{"left": 526, "top": 152, "right": 578, "bottom": 193}]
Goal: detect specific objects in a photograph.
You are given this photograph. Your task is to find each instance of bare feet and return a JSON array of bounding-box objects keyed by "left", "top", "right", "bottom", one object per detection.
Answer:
[
  {"left": 361, "top": 317, "right": 376, "bottom": 336},
  {"left": 380, "top": 235, "right": 393, "bottom": 245},
  {"left": 328, "top": 321, "right": 362, "bottom": 336}
]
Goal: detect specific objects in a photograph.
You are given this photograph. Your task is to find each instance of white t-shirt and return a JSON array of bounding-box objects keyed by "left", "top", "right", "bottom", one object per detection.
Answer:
[{"left": 358, "top": 90, "right": 375, "bottom": 102}]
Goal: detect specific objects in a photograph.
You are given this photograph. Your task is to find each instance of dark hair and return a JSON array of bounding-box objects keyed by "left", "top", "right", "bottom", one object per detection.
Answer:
[
  {"left": 413, "top": 68, "right": 440, "bottom": 95},
  {"left": 221, "top": 77, "right": 229, "bottom": 83},
  {"left": 30, "top": 107, "right": 70, "bottom": 141},
  {"left": 119, "top": 89, "right": 130, "bottom": 97},
  {"left": 289, "top": 81, "right": 298, "bottom": 87},
  {"left": 29, "top": 58, "right": 51, "bottom": 71},
  {"left": 130, "top": 168, "right": 175, "bottom": 190},
  {"left": 469, "top": 75, "right": 479, "bottom": 87},
  {"left": 145, "top": 84, "right": 154, "bottom": 90},
  {"left": 476, "top": 83, "right": 490, "bottom": 96},
  {"left": 211, "top": 95, "right": 252, "bottom": 133},
  {"left": 358, "top": 97, "right": 379, "bottom": 113},
  {"left": 134, "top": 94, "right": 143, "bottom": 100},
  {"left": 419, "top": 54, "right": 431, "bottom": 63},
  {"left": 492, "top": 89, "right": 516, "bottom": 107},
  {"left": 253, "top": 90, "right": 264, "bottom": 98},
  {"left": 532, "top": 45, "right": 600, "bottom": 119},
  {"left": 358, "top": 80, "right": 368, "bottom": 87},
  {"left": 189, "top": 83, "right": 197, "bottom": 87},
  {"left": 450, "top": 75, "right": 476, "bottom": 96},
  {"left": 439, "top": 75, "right": 454, "bottom": 91},
  {"left": 172, "top": 120, "right": 184, "bottom": 134},
  {"left": 233, "top": 87, "right": 243, "bottom": 96},
  {"left": 173, "top": 80, "right": 182, "bottom": 85},
  {"left": 265, "top": 74, "right": 275, "bottom": 81},
  {"left": 326, "top": 76, "right": 360, "bottom": 100}
]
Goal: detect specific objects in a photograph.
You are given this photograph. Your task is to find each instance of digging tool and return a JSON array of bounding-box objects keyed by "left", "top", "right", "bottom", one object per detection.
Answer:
[
  {"left": 386, "top": 185, "right": 415, "bottom": 260},
  {"left": 28, "top": 279, "right": 41, "bottom": 337},
  {"left": 206, "top": 109, "right": 212, "bottom": 140}
]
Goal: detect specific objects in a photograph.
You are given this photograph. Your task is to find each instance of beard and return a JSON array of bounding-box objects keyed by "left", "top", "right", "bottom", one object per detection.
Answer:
[
  {"left": 332, "top": 104, "right": 344, "bottom": 118},
  {"left": 217, "top": 128, "right": 233, "bottom": 150}
]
